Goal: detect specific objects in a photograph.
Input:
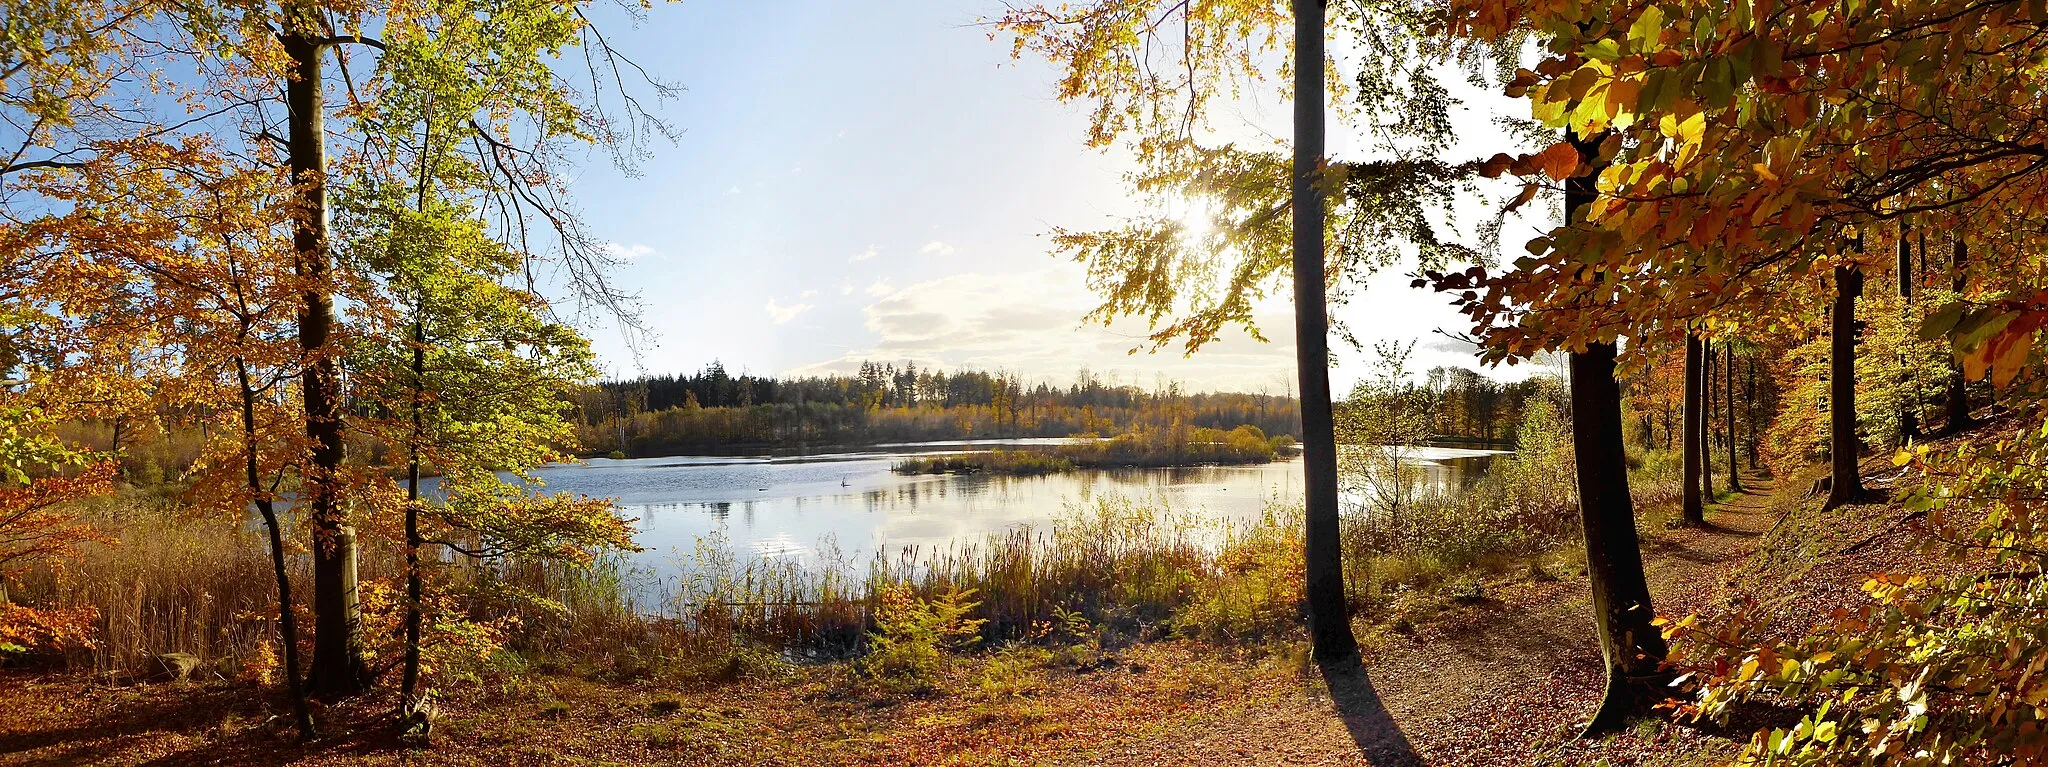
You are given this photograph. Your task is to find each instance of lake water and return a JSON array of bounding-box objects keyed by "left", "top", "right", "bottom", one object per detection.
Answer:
[{"left": 512, "top": 441, "right": 1500, "bottom": 579}]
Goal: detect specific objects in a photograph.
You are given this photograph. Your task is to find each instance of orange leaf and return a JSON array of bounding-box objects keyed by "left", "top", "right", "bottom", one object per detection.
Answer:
[
  {"left": 1535, "top": 142, "right": 1581, "bottom": 181},
  {"left": 1505, "top": 182, "right": 1541, "bottom": 213},
  {"left": 1989, "top": 322, "right": 2039, "bottom": 388}
]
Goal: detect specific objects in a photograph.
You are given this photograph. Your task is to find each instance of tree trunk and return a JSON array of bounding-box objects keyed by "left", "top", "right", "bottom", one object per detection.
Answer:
[
  {"left": 1895, "top": 219, "right": 1918, "bottom": 444},
  {"left": 240, "top": 358, "right": 315, "bottom": 741},
  {"left": 1566, "top": 130, "right": 1669, "bottom": 737},
  {"left": 401, "top": 135, "right": 434, "bottom": 707},
  {"left": 1291, "top": 0, "right": 1356, "bottom": 663},
  {"left": 1702, "top": 341, "right": 1717, "bottom": 500},
  {"left": 1572, "top": 341, "right": 1670, "bottom": 735},
  {"left": 1725, "top": 343, "right": 1741, "bottom": 493},
  {"left": 286, "top": 30, "right": 368, "bottom": 698},
  {"left": 1943, "top": 237, "right": 1974, "bottom": 433},
  {"left": 1826, "top": 263, "right": 1869, "bottom": 509},
  {"left": 1746, "top": 358, "right": 1759, "bottom": 470},
  {"left": 1681, "top": 333, "right": 1704, "bottom": 524}
]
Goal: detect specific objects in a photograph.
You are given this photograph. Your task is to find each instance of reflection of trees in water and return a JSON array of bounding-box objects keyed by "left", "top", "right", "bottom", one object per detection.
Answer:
[{"left": 1339, "top": 453, "right": 1496, "bottom": 516}]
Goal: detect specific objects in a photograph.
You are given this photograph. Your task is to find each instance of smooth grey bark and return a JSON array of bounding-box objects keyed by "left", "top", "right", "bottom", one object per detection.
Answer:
[
  {"left": 1895, "top": 219, "right": 1918, "bottom": 444},
  {"left": 1292, "top": 0, "right": 1357, "bottom": 663},
  {"left": 1701, "top": 340, "right": 1715, "bottom": 500}
]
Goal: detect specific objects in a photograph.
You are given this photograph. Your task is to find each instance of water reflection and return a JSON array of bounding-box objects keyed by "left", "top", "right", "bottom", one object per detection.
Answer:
[{"left": 505, "top": 442, "right": 1501, "bottom": 588}]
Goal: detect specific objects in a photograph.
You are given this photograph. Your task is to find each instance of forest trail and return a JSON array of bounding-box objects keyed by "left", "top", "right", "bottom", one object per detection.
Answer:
[{"left": 1064, "top": 479, "right": 1782, "bottom": 767}]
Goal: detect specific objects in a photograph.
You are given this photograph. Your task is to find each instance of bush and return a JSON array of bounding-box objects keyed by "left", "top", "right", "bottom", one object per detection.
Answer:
[{"left": 854, "top": 586, "right": 985, "bottom": 694}]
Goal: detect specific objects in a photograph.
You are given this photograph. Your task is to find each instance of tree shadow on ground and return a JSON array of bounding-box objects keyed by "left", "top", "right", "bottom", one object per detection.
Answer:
[{"left": 1318, "top": 654, "right": 1423, "bottom": 767}]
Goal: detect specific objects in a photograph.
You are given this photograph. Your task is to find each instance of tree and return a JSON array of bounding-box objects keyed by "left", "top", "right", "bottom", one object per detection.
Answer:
[
  {"left": 1723, "top": 341, "right": 1741, "bottom": 493},
  {"left": 1681, "top": 333, "right": 1705, "bottom": 523},
  {"left": 1563, "top": 131, "right": 1669, "bottom": 736},
  {"left": 1289, "top": 0, "right": 1357, "bottom": 662},
  {"left": 5, "top": 138, "right": 322, "bottom": 738},
  {"left": 4, "top": 0, "right": 673, "bottom": 700},
  {"left": 0, "top": 400, "right": 113, "bottom": 658},
  {"left": 995, "top": 0, "right": 1527, "bottom": 665},
  {"left": 1940, "top": 238, "right": 1977, "bottom": 434},
  {"left": 1825, "top": 264, "right": 1870, "bottom": 509}
]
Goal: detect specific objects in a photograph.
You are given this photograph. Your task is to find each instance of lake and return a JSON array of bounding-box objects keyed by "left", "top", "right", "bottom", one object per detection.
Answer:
[{"left": 513, "top": 440, "right": 1500, "bottom": 581}]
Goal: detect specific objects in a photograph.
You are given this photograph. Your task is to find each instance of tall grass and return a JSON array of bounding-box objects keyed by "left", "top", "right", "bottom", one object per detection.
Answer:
[{"left": 10, "top": 489, "right": 296, "bottom": 679}]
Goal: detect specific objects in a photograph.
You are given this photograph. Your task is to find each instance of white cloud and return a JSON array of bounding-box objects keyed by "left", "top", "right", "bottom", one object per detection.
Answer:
[
  {"left": 849, "top": 244, "right": 882, "bottom": 263},
  {"left": 800, "top": 289, "right": 818, "bottom": 299},
  {"left": 724, "top": 186, "right": 743, "bottom": 196},
  {"left": 600, "top": 242, "right": 655, "bottom": 261},
  {"left": 786, "top": 266, "right": 1301, "bottom": 392},
  {"left": 839, "top": 283, "right": 854, "bottom": 296},
  {"left": 763, "top": 297, "right": 813, "bottom": 325},
  {"left": 919, "top": 241, "right": 956, "bottom": 256}
]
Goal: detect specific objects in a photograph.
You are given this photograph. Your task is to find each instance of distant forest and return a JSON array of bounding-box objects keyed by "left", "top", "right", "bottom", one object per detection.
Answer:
[{"left": 571, "top": 361, "right": 1543, "bottom": 456}]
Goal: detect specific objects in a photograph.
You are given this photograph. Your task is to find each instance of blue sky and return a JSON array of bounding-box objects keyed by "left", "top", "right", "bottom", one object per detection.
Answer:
[{"left": 562, "top": 2, "right": 1537, "bottom": 393}]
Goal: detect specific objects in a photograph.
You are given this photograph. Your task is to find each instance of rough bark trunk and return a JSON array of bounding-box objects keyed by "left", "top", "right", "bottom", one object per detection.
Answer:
[
  {"left": 1566, "top": 130, "right": 1669, "bottom": 737},
  {"left": 1826, "top": 263, "right": 1869, "bottom": 509},
  {"left": 1725, "top": 343, "right": 1741, "bottom": 493},
  {"left": 1292, "top": 0, "right": 1355, "bottom": 663},
  {"left": 286, "top": 30, "right": 368, "bottom": 698},
  {"left": 1681, "top": 334, "right": 1704, "bottom": 524}
]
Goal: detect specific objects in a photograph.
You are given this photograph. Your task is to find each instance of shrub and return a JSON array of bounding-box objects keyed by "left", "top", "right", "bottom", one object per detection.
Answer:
[
  {"left": 854, "top": 586, "right": 985, "bottom": 693},
  {"left": 974, "top": 644, "right": 1052, "bottom": 700}
]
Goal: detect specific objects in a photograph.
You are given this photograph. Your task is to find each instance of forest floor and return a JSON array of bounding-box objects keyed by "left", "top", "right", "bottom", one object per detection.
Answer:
[{"left": 0, "top": 462, "right": 1936, "bottom": 767}]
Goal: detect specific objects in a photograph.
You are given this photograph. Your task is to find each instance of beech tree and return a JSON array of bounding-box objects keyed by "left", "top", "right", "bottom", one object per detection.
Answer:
[
  {"left": 995, "top": 0, "right": 1530, "bottom": 663},
  {"left": 332, "top": 10, "right": 642, "bottom": 713}
]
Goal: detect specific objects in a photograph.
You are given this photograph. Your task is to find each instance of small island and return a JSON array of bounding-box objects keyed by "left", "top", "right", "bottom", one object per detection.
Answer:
[{"left": 891, "top": 425, "right": 1294, "bottom": 475}]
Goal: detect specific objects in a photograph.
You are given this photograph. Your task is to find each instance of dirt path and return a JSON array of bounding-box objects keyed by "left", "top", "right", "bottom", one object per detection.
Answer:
[{"left": 1065, "top": 481, "right": 1782, "bottom": 767}]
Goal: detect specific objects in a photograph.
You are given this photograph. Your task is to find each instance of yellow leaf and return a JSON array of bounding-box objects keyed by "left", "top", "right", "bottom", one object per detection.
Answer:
[{"left": 1678, "top": 112, "right": 1706, "bottom": 145}]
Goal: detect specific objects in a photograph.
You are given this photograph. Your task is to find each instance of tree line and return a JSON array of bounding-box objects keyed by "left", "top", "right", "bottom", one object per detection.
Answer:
[{"left": 572, "top": 361, "right": 1546, "bottom": 456}]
